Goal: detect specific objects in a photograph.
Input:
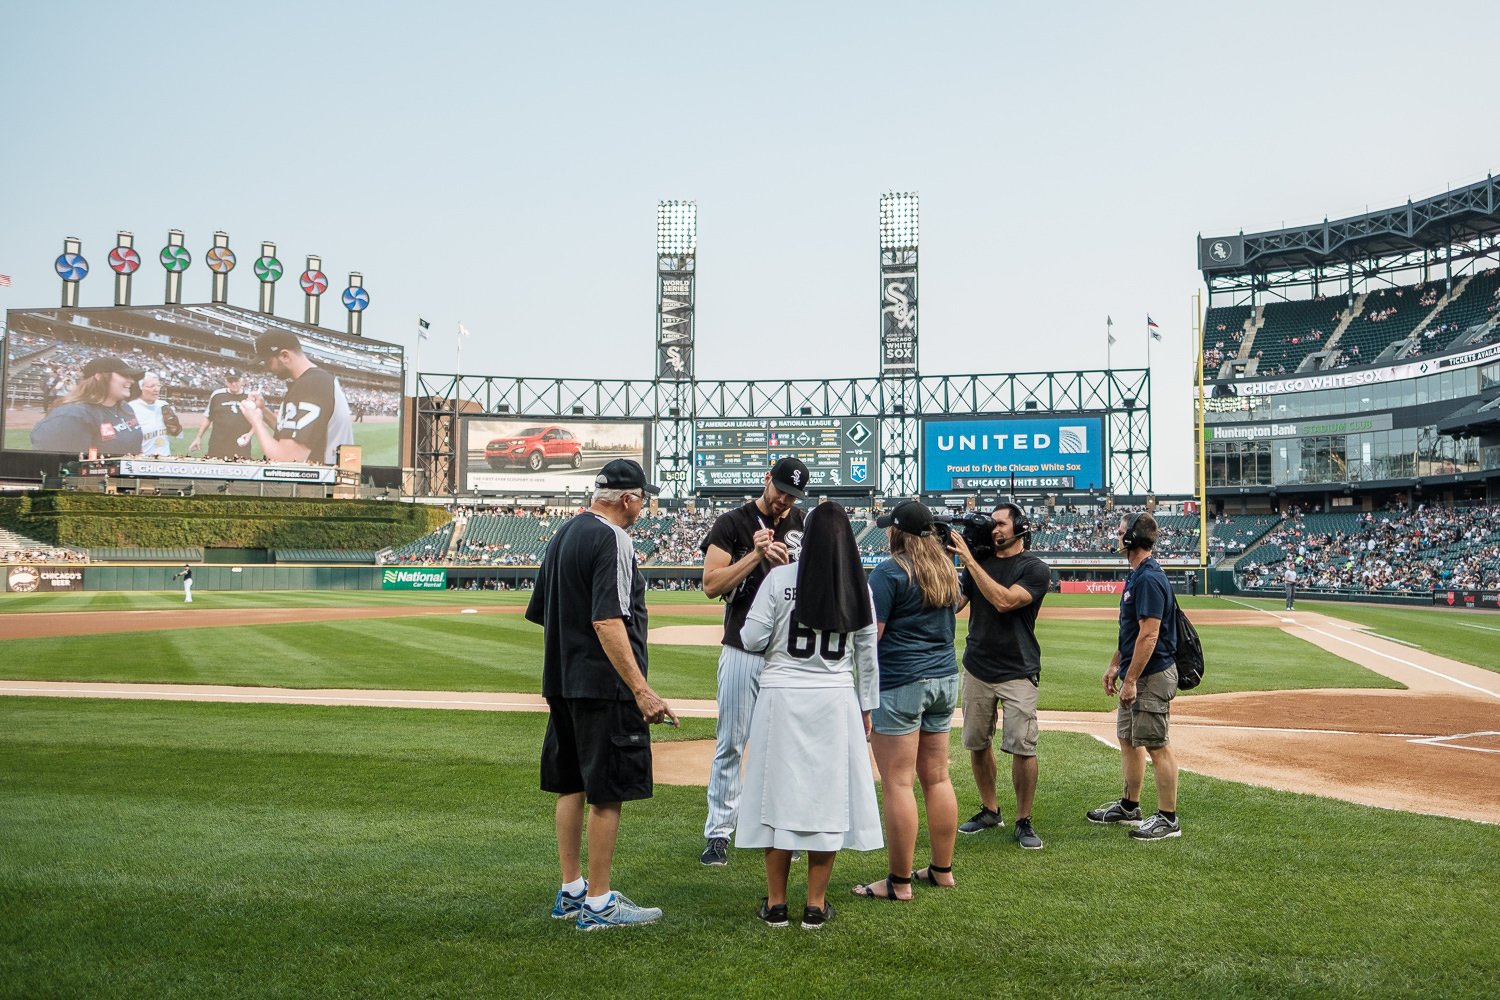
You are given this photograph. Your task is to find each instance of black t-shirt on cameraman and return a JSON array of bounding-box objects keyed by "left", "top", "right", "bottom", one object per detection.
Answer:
[{"left": 960, "top": 551, "right": 1051, "bottom": 683}]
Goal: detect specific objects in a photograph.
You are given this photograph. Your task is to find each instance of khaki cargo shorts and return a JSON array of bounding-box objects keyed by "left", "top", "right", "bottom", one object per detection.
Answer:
[
  {"left": 961, "top": 671, "right": 1039, "bottom": 757},
  {"left": 1116, "top": 665, "right": 1178, "bottom": 749}
]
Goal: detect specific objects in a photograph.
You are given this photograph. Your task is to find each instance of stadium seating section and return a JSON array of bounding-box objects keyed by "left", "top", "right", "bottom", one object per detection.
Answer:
[
  {"left": 1201, "top": 304, "right": 1254, "bottom": 378},
  {"left": 1335, "top": 285, "right": 1437, "bottom": 365},
  {"left": 1250, "top": 296, "right": 1346, "bottom": 376},
  {"left": 1236, "top": 505, "right": 1499, "bottom": 593}
]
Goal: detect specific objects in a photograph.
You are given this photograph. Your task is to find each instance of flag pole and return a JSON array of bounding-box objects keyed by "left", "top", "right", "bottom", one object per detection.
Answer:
[
  {"left": 413, "top": 317, "right": 423, "bottom": 399},
  {"left": 1146, "top": 315, "right": 1153, "bottom": 371},
  {"left": 1106, "top": 316, "right": 1114, "bottom": 370}
]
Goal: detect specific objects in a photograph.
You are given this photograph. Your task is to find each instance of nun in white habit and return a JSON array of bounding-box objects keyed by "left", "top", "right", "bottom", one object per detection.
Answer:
[{"left": 737, "top": 501, "right": 882, "bottom": 927}]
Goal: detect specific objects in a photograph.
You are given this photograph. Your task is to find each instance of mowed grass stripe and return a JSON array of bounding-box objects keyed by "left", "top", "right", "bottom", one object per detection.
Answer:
[
  {"left": 2, "top": 698, "right": 1496, "bottom": 999},
  {"left": 0, "top": 610, "right": 1394, "bottom": 707}
]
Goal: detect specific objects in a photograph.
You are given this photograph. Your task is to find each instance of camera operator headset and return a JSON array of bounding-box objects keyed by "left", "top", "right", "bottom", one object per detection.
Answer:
[{"left": 946, "top": 500, "right": 1053, "bottom": 850}]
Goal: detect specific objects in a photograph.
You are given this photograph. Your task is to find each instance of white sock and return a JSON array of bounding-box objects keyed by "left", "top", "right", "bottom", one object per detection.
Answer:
[
  {"left": 561, "top": 878, "right": 585, "bottom": 896},
  {"left": 584, "top": 891, "right": 614, "bottom": 910}
]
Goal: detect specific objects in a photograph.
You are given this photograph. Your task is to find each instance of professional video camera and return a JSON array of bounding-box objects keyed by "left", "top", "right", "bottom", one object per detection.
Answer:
[{"left": 932, "top": 510, "right": 1000, "bottom": 562}]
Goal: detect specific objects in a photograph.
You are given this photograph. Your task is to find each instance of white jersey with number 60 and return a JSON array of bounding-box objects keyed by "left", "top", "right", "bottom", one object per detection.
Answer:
[{"left": 740, "top": 562, "right": 879, "bottom": 706}]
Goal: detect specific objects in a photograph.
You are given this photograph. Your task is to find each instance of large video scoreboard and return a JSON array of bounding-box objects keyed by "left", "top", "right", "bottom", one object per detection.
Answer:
[{"left": 693, "top": 417, "right": 879, "bottom": 492}]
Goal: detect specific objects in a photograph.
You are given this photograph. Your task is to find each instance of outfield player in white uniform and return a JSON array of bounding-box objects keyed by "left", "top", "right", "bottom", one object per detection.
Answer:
[
  {"left": 697, "top": 457, "right": 809, "bottom": 867},
  {"left": 173, "top": 564, "right": 193, "bottom": 603}
]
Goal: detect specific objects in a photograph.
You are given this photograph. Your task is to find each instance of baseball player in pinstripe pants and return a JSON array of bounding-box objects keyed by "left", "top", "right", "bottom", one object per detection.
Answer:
[{"left": 697, "top": 458, "right": 809, "bottom": 866}]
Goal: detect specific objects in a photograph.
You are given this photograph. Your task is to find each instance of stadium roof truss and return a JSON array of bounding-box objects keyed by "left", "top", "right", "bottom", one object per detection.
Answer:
[
  {"left": 414, "top": 369, "right": 1152, "bottom": 497},
  {"left": 1201, "top": 175, "right": 1500, "bottom": 302}
]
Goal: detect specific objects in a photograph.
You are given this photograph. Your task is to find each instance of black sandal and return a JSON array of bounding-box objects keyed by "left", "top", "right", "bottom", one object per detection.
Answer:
[
  {"left": 912, "top": 863, "right": 955, "bottom": 888},
  {"left": 851, "top": 872, "right": 913, "bottom": 901}
]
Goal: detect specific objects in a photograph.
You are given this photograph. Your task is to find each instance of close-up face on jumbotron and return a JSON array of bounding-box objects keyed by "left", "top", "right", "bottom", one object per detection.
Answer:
[{"left": 3, "top": 6, "right": 1499, "bottom": 999}]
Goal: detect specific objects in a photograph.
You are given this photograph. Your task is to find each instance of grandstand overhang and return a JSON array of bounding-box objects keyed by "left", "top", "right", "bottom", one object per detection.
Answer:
[{"left": 1200, "top": 175, "right": 1500, "bottom": 298}]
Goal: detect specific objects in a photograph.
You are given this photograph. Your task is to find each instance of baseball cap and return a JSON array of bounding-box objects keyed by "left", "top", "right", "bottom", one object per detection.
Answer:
[
  {"left": 255, "top": 330, "right": 303, "bottom": 357},
  {"left": 769, "top": 456, "right": 809, "bottom": 499},
  {"left": 594, "top": 458, "right": 661, "bottom": 495},
  {"left": 875, "top": 500, "right": 935, "bottom": 536},
  {"left": 225, "top": 370, "right": 244, "bottom": 381},
  {"left": 81, "top": 356, "right": 145, "bottom": 380}
]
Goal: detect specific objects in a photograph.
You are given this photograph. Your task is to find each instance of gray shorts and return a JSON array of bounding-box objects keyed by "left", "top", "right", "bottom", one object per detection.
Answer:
[
  {"left": 961, "top": 671, "right": 1039, "bottom": 757},
  {"left": 1116, "top": 665, "right": 1178, "bottom": 749},
  {"left": 872, "top": 673, "right": 960, "bottom": 737}
]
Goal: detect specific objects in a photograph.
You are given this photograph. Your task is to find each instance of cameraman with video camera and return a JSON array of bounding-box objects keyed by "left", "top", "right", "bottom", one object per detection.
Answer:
[{"left": 944, "top": 502, "right": 1052, "bottom": 851}]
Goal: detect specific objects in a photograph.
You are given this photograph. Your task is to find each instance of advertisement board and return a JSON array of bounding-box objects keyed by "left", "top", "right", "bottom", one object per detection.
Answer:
[
  {"left": 462, "top": 418, "right": 650, "bottom": 495},
  {"left": 922, "top": 416, "right": 1105, "bottom": 492},
  {"left": 381, "top": 568, "right": 446, "bottom": 590},
  {"left": 1433, "top": 588, "right": 1500, "bottom": 612},
  {"left": 694, "top": 417, "right": 880, "bottom": 492},
  {"left": 4, "top": 304, "right": 403, "bottom": 467},
  {"left": 1061, "top": 580, "right": 1125, "bottom": 595},
  {"left": 6, "top": 565, "right": 85, "bottom": 593}
]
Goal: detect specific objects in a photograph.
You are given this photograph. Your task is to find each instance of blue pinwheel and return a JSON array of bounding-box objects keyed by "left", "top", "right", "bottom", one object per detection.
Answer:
[
  {"left": 342, "top": 286, "right": 370, "bottom": 312},
  {"left": 55, "top": 253, "right": 90, "bottom": 281}
]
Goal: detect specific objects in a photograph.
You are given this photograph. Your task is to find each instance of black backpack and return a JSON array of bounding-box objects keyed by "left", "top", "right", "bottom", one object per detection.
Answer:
[{"left": 1173, "top": 600, "right": 1205, "bottom": 690}]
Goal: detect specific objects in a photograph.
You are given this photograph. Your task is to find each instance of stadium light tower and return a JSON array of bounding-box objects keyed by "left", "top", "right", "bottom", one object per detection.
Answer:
[
  {"left": 655, "top": 200, "right": 697, "bottom": 496},
  {"left": 879, "top": 192, "right": 919, "bottom": 495}
]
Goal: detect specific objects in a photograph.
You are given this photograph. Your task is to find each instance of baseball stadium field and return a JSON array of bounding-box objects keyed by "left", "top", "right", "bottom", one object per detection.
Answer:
[{"left": 3, "top": 591, "right": 1498, "bottom": 998}]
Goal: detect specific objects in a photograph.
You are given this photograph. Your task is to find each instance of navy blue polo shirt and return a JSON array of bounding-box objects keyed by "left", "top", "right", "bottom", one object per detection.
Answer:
[{"left": 1118, "top": 555, "right": 1177, "bottom": 678}]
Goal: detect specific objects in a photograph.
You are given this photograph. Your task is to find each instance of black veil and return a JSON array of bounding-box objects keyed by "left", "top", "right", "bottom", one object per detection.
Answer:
[{"left": 793, "top": 502, "right": 873, "bottom": 633}]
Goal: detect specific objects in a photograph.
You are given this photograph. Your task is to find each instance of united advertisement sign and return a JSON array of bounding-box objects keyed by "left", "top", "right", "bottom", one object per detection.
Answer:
[{"left": 922, "top": 416, "right": 1105, "bottom": 492}]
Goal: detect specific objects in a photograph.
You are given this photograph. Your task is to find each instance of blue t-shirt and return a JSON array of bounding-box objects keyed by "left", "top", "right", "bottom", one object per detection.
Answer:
[
  {"left": 869, "top": 558, "right": 958, "bottom": 690},
  {"left": 1118, "top": 556, "right": 1177, "bottom": 678}
]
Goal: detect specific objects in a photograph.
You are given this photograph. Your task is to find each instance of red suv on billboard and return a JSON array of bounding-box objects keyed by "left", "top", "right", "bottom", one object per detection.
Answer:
[{"left": 484, "top": 425, "right": 584, "bottom": 472}]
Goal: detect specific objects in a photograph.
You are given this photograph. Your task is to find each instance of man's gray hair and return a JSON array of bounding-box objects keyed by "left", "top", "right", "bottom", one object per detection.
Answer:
[{"left": 593, "top": 487, "right": 632, "bottom": 504}]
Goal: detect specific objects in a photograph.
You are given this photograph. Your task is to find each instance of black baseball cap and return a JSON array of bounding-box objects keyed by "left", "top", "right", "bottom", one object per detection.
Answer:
[
  {"left": 594, "top": 459, "right": 660, "bottom": 495},
  {"left": 256, "top": 330, "right": 303, "bottom": 357},
  {"left": 769, "top": 457, "right": 809, "bottom": 499},
  {"left": 81, "top": 356, "right": 145, "bottom": 380},
  {"left": 225, "top": 370, "right": 244, "bottom": 380},
  {"left": 876, "top": 500, "right": 935, "bottom": 536}
]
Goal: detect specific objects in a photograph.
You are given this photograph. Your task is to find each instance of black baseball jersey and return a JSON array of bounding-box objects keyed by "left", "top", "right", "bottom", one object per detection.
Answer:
[
  {"left": 30, "top": 401, "right": 143, "bottom": 456},
  {"left": 274, "top": 367, "right": 354, "bottom": 465},
  {"left": 204, "top": 389, "right": 252, "bottom": 458},
  {"left": 700, "top": 502, "right": 806, "bottom": 650},
  {"left": 960, "top": 551, "right": 1051, "bottom": 683},
  {"left": 526, "top": 511, "right": 648, "bottom": 701}
]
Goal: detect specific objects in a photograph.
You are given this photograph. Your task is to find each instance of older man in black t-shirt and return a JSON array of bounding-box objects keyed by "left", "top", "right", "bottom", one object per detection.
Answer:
[
  {"left": 948, "top": 503, "right": 1052, "bottom": 851},
  {"left": 525, "top": 459, "right": 676, "bottom": 930}
]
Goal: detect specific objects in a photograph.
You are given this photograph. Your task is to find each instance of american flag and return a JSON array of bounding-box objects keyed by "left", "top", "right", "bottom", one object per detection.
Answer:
[
  {"left": 1147, "top": 314, "right": 1162, "bottom": 341},
  {"left": 0, "top": 274, "right": 12, "bottom": 287}
]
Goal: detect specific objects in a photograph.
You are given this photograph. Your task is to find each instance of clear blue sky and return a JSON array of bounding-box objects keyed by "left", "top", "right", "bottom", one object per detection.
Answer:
[{"left": 4, "top": 1, "right": 1497, "bottom": 490}]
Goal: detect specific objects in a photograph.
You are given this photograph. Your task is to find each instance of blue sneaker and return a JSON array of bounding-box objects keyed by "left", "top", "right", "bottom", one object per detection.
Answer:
[
  {"left": 551, "top": 883, "right": 587, "bottom": 920},
  {"left": 576, "top": 891, "right": 663, "bottom": 931}
]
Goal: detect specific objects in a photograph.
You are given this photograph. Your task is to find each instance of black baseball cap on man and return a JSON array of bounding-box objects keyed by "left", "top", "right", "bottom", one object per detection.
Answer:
[
  {"left": 256, "top": 330, "right": 303, "bottom": 358},
  {"left": 769, "top": 456, "right": 809, "bottom": 499},
  {"left": 82, "top": 356, "right": 145, "bottom": 380},
  {"left": 876, "top": 500, "right": 935, "bottom": 536},
  {"left": 595, "top": 458, "right": 660, "bottom": 495}
]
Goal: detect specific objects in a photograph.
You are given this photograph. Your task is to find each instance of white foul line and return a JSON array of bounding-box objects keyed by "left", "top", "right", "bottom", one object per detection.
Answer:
[
  {"left": 1223, "top": 598, "right": 1500, "bottom": 700},
  {"left": 1455, "top": 621, "right": 1500, "bottom": 633},
  {"left": 1407, "top": 731, "right": 1500, "bottom": 755}
]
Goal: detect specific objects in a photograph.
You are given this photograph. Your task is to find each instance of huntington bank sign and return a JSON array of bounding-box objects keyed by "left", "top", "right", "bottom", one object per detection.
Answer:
[{"left": 382, "top": 568, "right": 447, "bottom": 590}]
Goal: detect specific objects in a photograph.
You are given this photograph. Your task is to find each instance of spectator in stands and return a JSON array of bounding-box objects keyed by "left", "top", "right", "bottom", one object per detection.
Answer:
[
  {"left": 241, "top": 331, "right": 355, "bottom": 466},
  {"left": 30, "top": 357, "right": 144, "bottom": 456},
  {"left": 192, "top": 372, "right": 254, "bottom": 459},
  {"left": 128, "top": 373, "right": 183, "bottom": 458}
]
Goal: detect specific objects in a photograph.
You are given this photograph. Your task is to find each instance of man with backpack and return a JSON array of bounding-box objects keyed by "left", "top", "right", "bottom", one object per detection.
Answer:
[{"left": 1087, "top": 511, "right": 1182, "bottom": 841}]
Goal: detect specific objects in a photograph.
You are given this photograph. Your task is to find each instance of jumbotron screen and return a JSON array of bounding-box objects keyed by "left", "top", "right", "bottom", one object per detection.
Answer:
[
  {"left": 922, "top": 415, "right": 1106, "bottom": 491},
  {"left": 3, "top": 304, "right": 404, "bottom": 467},
  {"left": 461, "top": 417, "right": 652, "bottom": 495},
  {"left": 693, "top": 417, "right": 880, "bottom": 492}
]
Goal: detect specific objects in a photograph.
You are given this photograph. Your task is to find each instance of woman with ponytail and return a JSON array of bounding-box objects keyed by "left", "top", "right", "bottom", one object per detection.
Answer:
[
  {"left": 737, "top": 501, "right": 881, "bottom": 930},
  {"left": 851, "top": 501, "right": 961, "bottom": 901}
]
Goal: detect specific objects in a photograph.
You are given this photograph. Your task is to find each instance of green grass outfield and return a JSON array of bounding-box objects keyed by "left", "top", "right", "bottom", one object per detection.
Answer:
[
  {"left": 1223, "top": 595, "right": 1500, "bottom": 672},
  {"left": 0, "top": 592, "right": 1400, "bottom": 710},
  {"left": 3, "top": 698, "right": 1497, "bottom": 999}
]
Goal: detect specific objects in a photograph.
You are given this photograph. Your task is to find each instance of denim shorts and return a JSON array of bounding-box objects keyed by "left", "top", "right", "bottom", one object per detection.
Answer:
[{"left": 872, "top": 673, "right": 961, "bottom": 737}]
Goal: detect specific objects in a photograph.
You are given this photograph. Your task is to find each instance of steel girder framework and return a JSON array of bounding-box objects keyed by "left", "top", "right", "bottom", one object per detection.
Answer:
[
  {"left": 1202, "top": 175, "right": 1500, "bottom": 304},
  {"left": 414, "top": 369, "right": 1151, "bottom": 497}
]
